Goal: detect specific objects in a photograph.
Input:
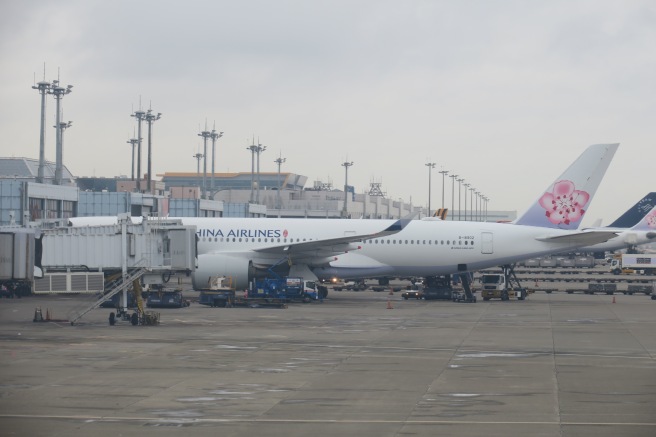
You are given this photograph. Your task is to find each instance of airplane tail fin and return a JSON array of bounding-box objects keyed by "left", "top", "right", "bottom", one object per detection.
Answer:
[
  {"left": 626, "top": 205, "right": 656, "bottom": 233},
  {"left": 608, "top": 192, "right": 656, "bottom": 228},
  {"left": 514, "top": 143, "right": 619, "bottom": 229}
]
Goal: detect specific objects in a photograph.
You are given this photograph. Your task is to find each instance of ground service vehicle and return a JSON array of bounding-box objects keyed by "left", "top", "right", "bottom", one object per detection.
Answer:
[
  {"left": 479, "top": 273, "right": 528, "bottom": 301},
  {"left": 402, "top": 284, "right": 423, "bottom": 299},
  {"left": 610, "top": 254, "right": 656, "bottom": 275}
]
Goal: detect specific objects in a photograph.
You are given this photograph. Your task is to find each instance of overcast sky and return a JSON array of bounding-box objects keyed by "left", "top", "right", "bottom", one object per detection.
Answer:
[{"left": 1, "top": 0, "right": 654, "bottom": 225}]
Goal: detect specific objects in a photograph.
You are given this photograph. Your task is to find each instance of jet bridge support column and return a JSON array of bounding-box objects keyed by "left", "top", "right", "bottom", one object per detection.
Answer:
[{"left": 120, "top": 214, "right": 129, "bottom": 315}]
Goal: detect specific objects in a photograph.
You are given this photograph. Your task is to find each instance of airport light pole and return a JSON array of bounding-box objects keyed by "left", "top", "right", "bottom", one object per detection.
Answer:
[
  {"left": 49, "top": 80, "right": 73, "bottom": 185},
  {"left": 463, "top": 183, "right": 470, "bottom": 221},
  {"left": 127, "top": 137, "right": 138, "bottom": 181},
  {"left": 209, "top": 126, "right": 223, "bottom": 195},
  {"left": 425, "top": 162, "right": 435, "bottom": 216},
  {"left": 274, "top": 153, "right": 286, "bottom": 211},
  {"left": 144, "top": 109, "right": 161, "bottom": 193},
  {"left": 193, "top": 152, "right": 204, "bottom": 192},
  {"left": 469, "top": 187, "right": 476, "bottom": 221},
  {"left": 198, "top": 125, "right": 211, "bottom": 198},
  {"left": 131, "top": 109, "right": 146, "bottom": 192},
  {"left": 54, "top": 120, "right": 72, "bottom": 184},
  {"left": 457, "top": 178, "right": 464, "bottom": 221},
  {"left": 247, "top": 141, "right": 257, "bottom": 203},
  {"left": 449, "top": 174, "right": 458, "bottom": 221},
  {"left": 256, "top": 143, "right": 266, "bottom": 204},
  {"left": 342, "top": 161, "right": 354, "bottom": 217},
  {"left": 32, "top": 78, "right": 52, "bottom": 183},
  {"left": 439, "top": 169, "right": 448, "bottom": 210}
]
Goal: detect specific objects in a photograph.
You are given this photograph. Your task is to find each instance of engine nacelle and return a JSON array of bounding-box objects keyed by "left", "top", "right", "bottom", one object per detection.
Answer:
[{"left": 192, "top": 253, "right": 254, "bottom": 290}]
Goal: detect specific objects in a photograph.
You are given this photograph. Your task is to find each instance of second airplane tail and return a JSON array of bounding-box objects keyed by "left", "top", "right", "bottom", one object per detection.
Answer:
[{"left": 514, "top": 143, "right": 619, "bottom": 230}]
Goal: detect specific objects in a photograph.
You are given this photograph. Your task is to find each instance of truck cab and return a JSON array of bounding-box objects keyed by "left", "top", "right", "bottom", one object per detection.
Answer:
[{"left": 480, "top": 273, "right": 527, "bottom": 301}]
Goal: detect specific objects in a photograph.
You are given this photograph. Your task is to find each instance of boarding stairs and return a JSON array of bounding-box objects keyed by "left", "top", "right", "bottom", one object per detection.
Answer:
[{"left": 69, "top": 265, "right": 148, "bottom": 325}]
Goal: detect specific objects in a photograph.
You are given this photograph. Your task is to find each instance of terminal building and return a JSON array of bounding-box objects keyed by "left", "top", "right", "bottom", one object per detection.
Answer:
[{"left": 0, "top": 157, "right": 516, "bottom": 226}]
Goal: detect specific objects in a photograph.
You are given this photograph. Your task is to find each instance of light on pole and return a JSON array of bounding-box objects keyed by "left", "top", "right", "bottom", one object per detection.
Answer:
[
  {"left": 144, "top": 109, "right": 161, "bottom": 193},
  {"left": 457, "top": 178, "right": 464, "bottom": 221},
  {"left": 463, "top": 183, "right": 470, "bottom": 220},
  {"left": 342, "top": 161, "right": 354, "bottom": 217},
  {"left": 54, "top": 120, "right": 72, "bottom": 184},
  {"left": 131, "top": 109, "right": 146, "bottom": 192},
  {"left": 256, "top": 143, "right": 266, "bottom": 204},
  {"left": 49, "top": 81, "right": 73, "bottom": 185},
  {"left": 127, "top": 137, "right": 138, "bottom": 181},
  {"left": 439, "top": 169, "right": 448, "bottom": 210},
  {"left": 247, "top": 141, "right": 257, "bottom": 203},
  {"left": 209, "top": 126, "right": 223, "bottom": 195},
  {"left": 32, "top": 79, "right": 52, "bottom": 183},
  {"left": 274, "top": 153, "right": 286, "bottom": 211},
  {"left": 449, "top": 174, "right": 458, "bottom": 221},
  {"left": 193, "top": 152, "right": 203, "bottom": 191},
  {"left": 198, "top": 125, "right": 211, "bottom": 199},
  {"left": 469, "top": 187, "right": 475, "bottom": 221},
  {"left": 425, "top": 162, "right": 436, "bottom": 216}
]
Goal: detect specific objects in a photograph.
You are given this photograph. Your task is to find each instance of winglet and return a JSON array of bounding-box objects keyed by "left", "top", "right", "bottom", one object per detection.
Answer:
[
  {"left": 514, "top": 143, "right": 618, "bottom": 229},
  {"left": 383, "top": 218, "right": 413, "bottom": 233}
]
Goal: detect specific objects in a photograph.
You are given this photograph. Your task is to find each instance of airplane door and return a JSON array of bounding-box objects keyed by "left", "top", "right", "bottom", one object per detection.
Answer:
[{"left": 481, "top": 232, "right": 493, "bottom": 254}]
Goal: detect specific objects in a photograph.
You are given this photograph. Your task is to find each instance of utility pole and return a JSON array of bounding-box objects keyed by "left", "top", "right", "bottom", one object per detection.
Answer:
[
  {"left": 144, "top": 109, "right": 161, "bottom": 193},
  {"left": 342, "top": 161, "right": 354, "bottom": 217}
]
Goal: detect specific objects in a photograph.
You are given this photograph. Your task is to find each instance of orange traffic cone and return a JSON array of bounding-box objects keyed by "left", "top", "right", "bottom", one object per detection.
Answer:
[
  {"left": 388, "top": 288, "right": 394, "bottom": 295},
  {"left": 387, "top": 299, "right": 393, "bottom": 309}
]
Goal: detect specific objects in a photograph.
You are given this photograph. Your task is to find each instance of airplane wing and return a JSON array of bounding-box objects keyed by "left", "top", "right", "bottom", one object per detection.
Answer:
[
  {"left": 252, "top": 218, "right": 412, "bottom": 258},
  {"left": 536, "top": 230, "right": 619, "bottom": 246}
]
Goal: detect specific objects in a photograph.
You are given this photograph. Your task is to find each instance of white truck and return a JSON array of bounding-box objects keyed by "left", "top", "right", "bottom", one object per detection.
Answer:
[
  {"left": 479, "top": 273, "right": 528, "bottom": 301},
  {"left": 609, "top": 254, "right": 656, "bottom": 275}
]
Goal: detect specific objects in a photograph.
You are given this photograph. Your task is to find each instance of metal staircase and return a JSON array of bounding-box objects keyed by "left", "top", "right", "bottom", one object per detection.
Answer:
[{"left": 68, "top": 267, "right": 148, "bottom": 325}]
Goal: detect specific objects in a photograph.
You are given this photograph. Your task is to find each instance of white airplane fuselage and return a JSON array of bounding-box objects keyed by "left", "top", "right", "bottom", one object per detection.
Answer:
[{"left": 188, "top": 217, "right": 605, "bottom": 288}]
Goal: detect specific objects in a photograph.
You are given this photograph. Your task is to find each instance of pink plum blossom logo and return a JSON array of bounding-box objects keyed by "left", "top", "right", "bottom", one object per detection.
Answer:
[
  {"left": 538, "top": 180, "right": 590, "bottom": 226},
  {"left": 645, "top": 210, "right": 656, "bottom": 228}
]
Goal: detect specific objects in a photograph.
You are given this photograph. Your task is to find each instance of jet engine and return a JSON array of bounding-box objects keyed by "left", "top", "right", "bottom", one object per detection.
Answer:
[{"left": 192, "top": 253, "right": 255, "bottom": 290}]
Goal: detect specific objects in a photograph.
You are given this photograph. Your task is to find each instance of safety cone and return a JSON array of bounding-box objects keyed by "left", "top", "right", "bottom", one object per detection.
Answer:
[
  {"left": 388, "top": 288, "right": 394, "bottom": 295},
  {"left": 387, "top": 299, "right": 393, "bottom": 309},
  {"left": 612, "top": 295, "right": 616, "bottom": 304},
  {"left": 33, "top": 307, "right": 43, "bottom": 322}
]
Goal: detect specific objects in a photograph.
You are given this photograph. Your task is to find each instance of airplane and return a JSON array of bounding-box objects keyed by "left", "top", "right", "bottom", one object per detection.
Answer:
[
  {"left": 184, "top": 143, "right": 619, "bottom": 290},
  {"left": 607, "top": 192, "right": 656, "bottom": 228},
  {"left": 69, "top": 144, "right": 620, "bottom": 297},
  {"left": 574, "top": 202, "right": 656, "bottom": 254}
]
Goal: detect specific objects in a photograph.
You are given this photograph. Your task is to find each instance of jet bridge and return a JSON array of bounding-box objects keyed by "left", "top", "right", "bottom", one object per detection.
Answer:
[{"left": 37, "top": 215, "right": 197, "bottom": 322}]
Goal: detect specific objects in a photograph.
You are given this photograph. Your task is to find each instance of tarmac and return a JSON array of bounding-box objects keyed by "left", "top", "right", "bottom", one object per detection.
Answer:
[{"left": 1, "top": 288, "right": 655, "bottom": 437}]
